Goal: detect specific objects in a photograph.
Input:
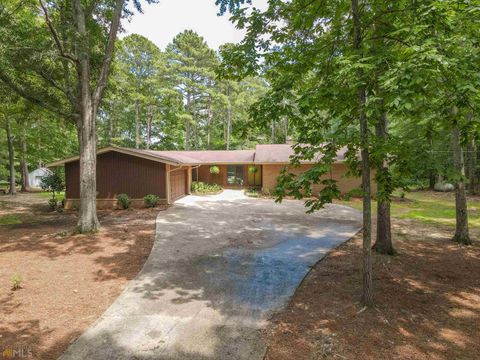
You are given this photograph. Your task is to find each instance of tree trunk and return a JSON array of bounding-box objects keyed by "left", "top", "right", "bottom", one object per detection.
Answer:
[
  {"left": 207, "top": 105, "right": 213, "bottom": 149},
  {"left": 225, "top": 86, "right": 232, "bottom": 150},
  {"left": 185, "top": 93, "right": 191, "bottom": 150},
  {"left": 359, "top": 91, "right": 373, "bottom": 307},
  {"left": 466, "top": 138, "right": 477, "bottom": 194},
  {"left": 73, "top": 0, "right": 100, "bottom": 233},
  {"left": 193, "top": 115, "right": 199, "bottom": 150},
  {"left": 271, "top": 119, "right": 275, "bottom": 144},
  {"left": 451, "top": 119, "right": 471, "bottom": 245},
  {"left": 226, "top": 103, "right": 232, "bottom": 150},
  {"left": 223, "top": 117, "right": 227, "bottom": 146},
  {"left": 76, "top": 105, "right": 100, "bottom": 233},
  {"left": 146, "top": 106, "right": 153, "bottom": 150},
  {"left": 428, "top": 137, "right": 436, "bottom": 189},
  {"left": 373, "top": 111, "right": 394, "bottom": 254},
  {"left": 134, "top": 99, "right": 140, "bottom": 149},
  {"left": 108, "top": 100, "right": 115, "bottom": 144},
  {"left": 352, "top": 0, "right": 373, "bottom": 306},
  {"left": 429, "top": 171, "right": 436, "bottom": 190},
  {"left": 6, "top": 119, "right": 16, "bottom": 195},
  {"left": 19, "top": 130, "right": 29, "bottom": 192}
]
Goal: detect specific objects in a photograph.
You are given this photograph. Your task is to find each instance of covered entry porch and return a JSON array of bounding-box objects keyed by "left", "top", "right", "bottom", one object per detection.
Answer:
[{"left": 193, "top": 164, "right": 262, "bottom": 188}]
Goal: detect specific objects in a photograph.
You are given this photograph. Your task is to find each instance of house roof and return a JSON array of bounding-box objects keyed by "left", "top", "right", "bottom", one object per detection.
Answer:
[
  {"left": 46, "top": 146, "right": 187, "bottom": 167},
  {"left": 151, "top": 149, "right": 256, "bottom": 164},
  {"left": 46, "top": 144, "right": 346, "bottom": 167},
  {"left": 254, "top": 144, "right": 348, "bottom": 164},
  {"left": 28, "top": 167, "right": 52, "bottom": 176}
]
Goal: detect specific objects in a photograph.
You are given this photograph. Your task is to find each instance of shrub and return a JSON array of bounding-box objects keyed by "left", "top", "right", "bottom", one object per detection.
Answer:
[
  {"left": 245, "top": 187, "right": 260, "bottom": 198},
  {"left": 209, "top": 166, "right": 220, "bottom": 174},
  {"left": 191, "top": 181, "right": 222, "bottom": 194},
  {"left": 11, "top": 274, "right": 22, "bottom": 290},
  {"left": 144, "top": 194, "right": 160, "bottom": 208},
  {"left": 40, "top": 172, "right": 65, "bottom": 209},
  {"left": 116, "top": 193, "right": 131, "bottom": 209},
  {"left": 48, "top": 198, "right": 58, "bottom": 211}
]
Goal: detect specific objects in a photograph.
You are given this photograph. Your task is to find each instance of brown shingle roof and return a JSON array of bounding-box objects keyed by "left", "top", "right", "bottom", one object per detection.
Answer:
[
  {"left": 128, "top": 148, "right": 201, "bottom": 164},
  {"left": 150, "top": 149, "right": 255, "bottom": 164},
  {"left": 46, "top": 144, "right": 346, "bottom": 167},
  {"left": 254, "top": 144, "right": 348, "bottom": 164}
]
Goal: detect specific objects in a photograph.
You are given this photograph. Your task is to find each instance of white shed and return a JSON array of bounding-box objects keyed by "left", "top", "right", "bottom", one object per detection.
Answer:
[{"left": 28, "top": 168, "right": 52, "bottom": 188}]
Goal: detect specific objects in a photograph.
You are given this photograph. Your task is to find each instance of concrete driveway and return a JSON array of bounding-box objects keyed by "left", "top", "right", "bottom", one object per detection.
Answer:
[{"left": 60, "top": 190, "right": 361, "bottom": 360}]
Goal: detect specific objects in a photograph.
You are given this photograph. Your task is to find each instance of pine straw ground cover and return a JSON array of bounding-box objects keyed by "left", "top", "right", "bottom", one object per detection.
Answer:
[
  {"left": 265, "top": 191, "right": 480, "bottom": 360},
  {"left": 0, "top": 193, "right": 159, "bottom": 360}
]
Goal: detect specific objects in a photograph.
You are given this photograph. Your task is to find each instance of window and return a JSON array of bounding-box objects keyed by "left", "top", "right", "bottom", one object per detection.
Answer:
[{"left": 227, "top": 165, "right": 244, "bottom": 185}]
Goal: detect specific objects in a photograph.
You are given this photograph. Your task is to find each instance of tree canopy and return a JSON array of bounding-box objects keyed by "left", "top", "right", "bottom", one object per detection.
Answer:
[{"left": 216, "top": 0, "right": 480, "bottom": 304}]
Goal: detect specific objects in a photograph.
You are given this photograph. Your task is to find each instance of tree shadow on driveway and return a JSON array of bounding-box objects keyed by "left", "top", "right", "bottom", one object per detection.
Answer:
[{"left": 59, "top": 197, "right": 362, "bottom": 360}]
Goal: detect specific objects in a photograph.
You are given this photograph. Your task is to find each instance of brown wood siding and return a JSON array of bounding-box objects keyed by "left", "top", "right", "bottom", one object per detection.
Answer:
[
  {"left": 65, "top": 161, "right": 80, "bottom": 199},
  {"left": 65, "top": 151, "right": 166, "bottom": 199},
  {"left": 261, "top": 163, "right": 376, "bottom": 195},
  {"left": 170, "top": 169, "right": 187, "bottom": 201}
]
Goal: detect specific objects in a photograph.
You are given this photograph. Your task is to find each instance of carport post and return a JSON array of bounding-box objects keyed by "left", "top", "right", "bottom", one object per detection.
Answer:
[
  {"left": 166, "top": 164, "right": 171, "bottom": 204},
  {"left": 187, "top": 167, "right": 192, "bottom": 195}
]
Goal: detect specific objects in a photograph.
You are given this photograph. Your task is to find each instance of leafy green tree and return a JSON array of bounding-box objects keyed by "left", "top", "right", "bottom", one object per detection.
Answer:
[
  {"left": 40, "top": 171, "right": 65, "bottom": 202},
  {"left": 115, "top": 34, "right": 162, "bottom": 148},
  {"left": 99, "top": 36, "right": 185, "bottom": 150},
  {"left": 166, "top": 30, "right": 219, "bottom": 150},
  {"left": 380, "top": 0, "right": 480, "bottom": 245},
  {"left": 98, "top": 30, "right": 269, "bottom": 152},
  {"left": 0, "top": 83, "right": 77, "bottom": 194},
  {"left": 0, "top": 89, "right": 23, "bottom": 195},
  {"left": 217, "top": 0, "right": 479, "bottom": 303},
  {"left": 218, "top": 0, "right": 380, "bottom": 305},
  {"left": 0, "top": 0, "right": 156, "bottom": 232},
  {"left": 4, "top": 115, "right": 16, "bottom": 195}
]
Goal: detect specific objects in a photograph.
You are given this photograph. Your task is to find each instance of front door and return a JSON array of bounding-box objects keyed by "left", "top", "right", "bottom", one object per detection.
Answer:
[{"left": 226, "top": 165, "right": 245, "bottom": 187}]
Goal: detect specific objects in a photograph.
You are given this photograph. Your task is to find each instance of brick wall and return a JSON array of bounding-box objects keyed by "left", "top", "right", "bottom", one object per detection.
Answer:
[{"left": 261, "top": 163, "right": 377, "bottom": 195}]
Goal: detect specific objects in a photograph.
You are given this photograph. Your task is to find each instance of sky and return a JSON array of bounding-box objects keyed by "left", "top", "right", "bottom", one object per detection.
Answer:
[{"left": 122, "top": 0, "right": 268, "bottom": 51}]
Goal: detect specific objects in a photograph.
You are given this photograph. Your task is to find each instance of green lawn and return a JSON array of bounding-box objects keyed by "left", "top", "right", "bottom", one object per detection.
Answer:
[
  {"left": 38, "top": 191, "right": 65, "bottom": 202},
  {"left": 337, "top": 190, "right": 480, "bottom": 228}
]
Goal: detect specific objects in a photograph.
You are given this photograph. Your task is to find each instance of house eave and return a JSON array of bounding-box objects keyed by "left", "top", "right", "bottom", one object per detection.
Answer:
[{"left": 45, "top": 146, "right": 183, "bottom": 167}]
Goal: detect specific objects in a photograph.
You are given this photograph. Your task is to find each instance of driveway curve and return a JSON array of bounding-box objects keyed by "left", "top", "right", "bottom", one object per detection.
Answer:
[{"left": 60, "top": 190, "right": 361, "bottom": 360}]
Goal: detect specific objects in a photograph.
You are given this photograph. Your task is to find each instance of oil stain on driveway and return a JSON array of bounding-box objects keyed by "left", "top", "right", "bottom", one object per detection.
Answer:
[{"left": 60, "top": 190, "right": 361, "bottom": 360}]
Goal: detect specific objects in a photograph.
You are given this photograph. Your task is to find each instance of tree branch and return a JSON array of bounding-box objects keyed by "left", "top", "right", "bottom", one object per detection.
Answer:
[
  {"left": 85, "top": 0, "right": 99, "bottom": 18},
  {"left": 39, "top": 69, "right": 67, "bottom": 93},
  {"left": 0, "top": 70, "right": 73, "bottom": 120},
  {"left": 92, "top": 0, "right": 124, "bottom": 110},
  {"left": 38, "top": 0, "right": 78, "bottom": 65}
]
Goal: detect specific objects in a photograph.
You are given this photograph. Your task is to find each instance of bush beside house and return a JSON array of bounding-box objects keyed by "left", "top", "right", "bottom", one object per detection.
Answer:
[
  {"left": 116, "top": 194, "right": 131, "bottom": 209},
  {"left": 144, "top": 194, "right": 160, "bottom": 208},
  {"left": 191, "top": 181, "right": 222, "bottom": 195}
]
